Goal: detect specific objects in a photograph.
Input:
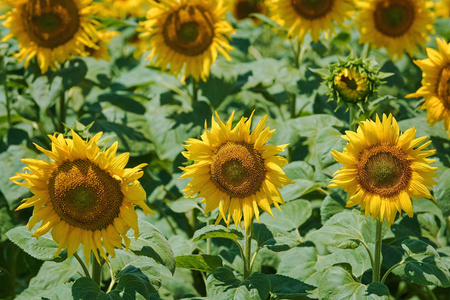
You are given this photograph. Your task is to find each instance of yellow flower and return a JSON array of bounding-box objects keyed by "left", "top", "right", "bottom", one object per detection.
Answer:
[
  {"left": 334, "top": 68, "right": 370, "bottom": 104},
  {"left": 435, "top": 0, "right": 450, "bottom": 18},
  {"left": 231, "top": 0, "right": 266, "bottom": 23},
  {"left": 138, "top": 0, "right": 234, "bottom": 82},
  {"left": 85, "top": 30, "right": 120, "bottom": 61},
  {"left": 11, "top": 131, "right": 154, "bottom": 263},
  {"left": 329, "top": 114, "right": 437, "bottom": 226},
  {"left": 356, "top": 0, "right": 435, "bottom": 59},
  {"left": 1, "top": 0, "right": 101, "bottom": 73},
  {"left": 268, "top": 0, "right": 354, "bottom": 42},
  {"left": 180, "top": 112, "right": 293, "bottom": 230},
  {"left": 407, "top": 38, "right": 450, "bottom": 138},
  {"left": 93, "top": 0, "right": 150, "bottom": 19}
]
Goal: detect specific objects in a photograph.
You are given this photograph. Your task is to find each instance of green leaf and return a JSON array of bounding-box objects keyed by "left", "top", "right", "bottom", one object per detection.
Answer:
[
  {"left": 207, "top": 267, "right": 270, "bottom": 300},
  {"left": 366, "top": 282, "right": 390, "bottom": 300},
  {"left": 72, "top": 277, "right": 102, "bottom": 300},
  {"left": 16, "top": 283, "right": 73, "bottom": 300},
  {"left": 193, "top": 225, "right": 244, "bottom": 243},
  {"left": 318, "top": 266, "right": 366, "bottom": 300},
  {"left": 56, "top": 58, "right": 88, "bottom": 90},
  {"left": 267, "top": 274, "right": 314, "bottom": 299},
  {"left": 280, "top": 179, "right": 322, "bottom": 202},
  {"left": 394, "top": 239, "right": 450, "bottom": 287},
  {"left": 291, "top": 114, "right": 344, "bottom": 138},
  {"left": 315, "top": 126, "right": 346, "bottom": 168},
  {"left": 13, "top": 95, "right": 40, "bottom": 122},
  {"left": 175, "top": 255, "right": 223, "bottom": 272},
  {"left": 315, "top": 244, "right": 373, "bottom": 278},
  {"left": 0, "top": 206, "right": 14, "bottom": 242},
  {"left": 27, "top": 259, "right": 79, "bottom": 290},
  {"left": 320, "top": 191, "right": 347, "bottom": 223},
  {"left": 277, "top": 245, "right": 319, "bottom": 283},
  {"left": 6, "top": 226, "right": 67, "bottom": 261},
  {"left": 98, "top": 93, "right": 146, "bottom": 115},
  {"left": 259, "top": 199, "right": 312, "bottom": 231},
  {"left": 127, "top": 220, "right": 176, "bottom": 275},
  {"left": 168, "top": 198, "right": 201, "bottom": 214},
  {"left": 252, "top": 223, "right": 300, "bottom": 252},
  {"left": 308, "top": 210, "right": 368, "bottom": 249},
  {"left": 434, "top": 169, "right": 450, "bottom": 218},
  {"left": 0, "top": 144, "right": 38, "bottom": 205}
]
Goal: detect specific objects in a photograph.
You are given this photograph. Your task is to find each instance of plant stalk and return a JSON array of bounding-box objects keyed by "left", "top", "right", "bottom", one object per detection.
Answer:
[
  {"left": 373, "top": 219, "right": 383, "bottom": 282},
  {"left": 74, "top": 253, "right": 91, "bottom": 278},
  {"left": 91, "top": 253, "right": 102, "bottom": 286},
  {"left": 58, "top": 90, "right": 66, "bottom": 133},
  {"left": 243, "top": 219, "right": 254, "bottom": 279},
  {"left": 349, "top": 105, "right": 357, "bottom": 131},
  {"left": 192, "top": 78, "right": 199, "bottom": 103}
]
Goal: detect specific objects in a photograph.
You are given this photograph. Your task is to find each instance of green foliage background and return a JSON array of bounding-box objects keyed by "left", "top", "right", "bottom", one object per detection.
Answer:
[{"left": 0, "top": 4, "right": 450, "bottom": 300}]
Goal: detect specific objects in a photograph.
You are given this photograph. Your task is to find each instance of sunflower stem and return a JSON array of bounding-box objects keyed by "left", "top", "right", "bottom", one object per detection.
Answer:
[
  {"left": 0, "top": 55, "right": 12, "bottom": 128},
  {"left": 349, "top": 105, "right": 357, "bottom": 131},
  {"left": 243, "top": 219, "right": 254, "bottom": 279},
  {"left": 58, "top": 90, "right": 66, "bottom": 133},
  {"left": 373, "top": 219, "right": 383, "bottom": 282},
  {"left": 191, "top": 78, "right": 199, "bottom": 104},
  {"left": 91, "top": 253, "right": 102, "bottom": 287},
  {"left": 74, "top": 253, "right": 90, "bottom": 278},
  {"left": 206, "top": 219, "right": 211, "bottom": 255}
]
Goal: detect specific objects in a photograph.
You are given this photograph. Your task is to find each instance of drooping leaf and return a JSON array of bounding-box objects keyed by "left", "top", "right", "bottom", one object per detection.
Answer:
[
  {"left": 252, "top": 223, "right": 300, "bottom": 252},
  {"left": 193, "top": 225, "right": 244, "bottom": 243},
  {"left": 175, "top": 254, "right": 223, "bottom": 272},
  {"left": 267, "top": 274, "right": 314, "bottom": 299}
]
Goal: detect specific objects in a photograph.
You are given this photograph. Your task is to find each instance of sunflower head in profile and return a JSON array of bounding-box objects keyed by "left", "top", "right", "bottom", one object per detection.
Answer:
[
  {"left": 231, "top": 0, "right": 266, "bottom": 24},
  {"left": 1, "top": 0, "right": 101, "bottom": 73},
  {"left": 138, "top": 0, "right": 234, "bottom": 82},
  {"left": 11, "top": 131, "right": 154, "bottom": 263},
  {"left": 319, "top": 56, "right": 385, "bottom": 111},
  {"left": 267, "top": 0, "right": 354, "bottom": 42},
  {"left": 180, "top": 112, "right": 294, "bottom": 230},
  {"left": 329, "top": 114, "right": 438, "bottom": 226},
  {"left": 406, "top": 38, "right": 450, "bottom": 138},
  {"left": 356, "top": 0, "right": 435, "bottom": 59}
]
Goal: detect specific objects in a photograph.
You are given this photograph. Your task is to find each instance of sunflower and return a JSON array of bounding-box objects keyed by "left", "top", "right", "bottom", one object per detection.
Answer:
[
  {"left": 435, "top": 0, "right": 450, "bottom": 19},
  {"left": 356, "top": 0, "right": 435, "bottom": 59},
  {"left": 1, "top": 0, "right": 100, "bottom": 74},
  {"left": 329, "top": 114, "right": 437, "bottom": 226},
  {"left": 180, "top": 112, "right": 293, "bottom": 230},
  {"left": 268, "top": 0, "right": 354, "bottom": 42},
  {"left": 93, "top": 0, "right": 150, "bottom": 19},
  {"left": 231, "top": 0, "right": 266, "bottom": 23},
  {"left": 406, "top": 38, "right": 450, "bottom": 138},
  {"left": 10, "top": 131, "right": 154, "bottom": 264},
  {"left": 334, "top": 68, "right": 370, "bottom": 103},
  {"left": 138, "top": 0, "right": 234, "bottom": 82},
  {"left": 85, "top": 30, "right": 120, "bottom": 61}
]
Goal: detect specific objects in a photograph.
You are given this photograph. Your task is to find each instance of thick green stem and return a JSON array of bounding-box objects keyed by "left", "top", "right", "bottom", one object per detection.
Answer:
[
  {"left": 381, "top": 260, "right": 405, "bottom": 284},
  {"left": 290, "top": 93, "right": 296, "bottom": 119},
  {"left": 58, "top": 91, "right": 66, "bottom": 133},
  {"left": 74, "top": 253, "right": 90, "bottom": 278},
  {"left": 192, "top": 79, "right": 199, "bottom": 103},
  {"left": 349, "top": 105, "right": 357, "bottom": 131},
  {"left": 243, "top": 219, "right": 254, "bottom": 279},
  {"left": 91, "top": 253, "right": 102, "bottom": 286},
  {"left": 373, "top": 220, "right": 383, "bottom": 282},
  {"left": 1, "top": 56, "right": 12, "bottom": 128}
]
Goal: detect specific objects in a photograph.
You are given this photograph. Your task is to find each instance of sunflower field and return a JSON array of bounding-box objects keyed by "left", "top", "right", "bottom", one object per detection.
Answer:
[{"left": 1, "top": 0, "right": 450, "bottom": 299}]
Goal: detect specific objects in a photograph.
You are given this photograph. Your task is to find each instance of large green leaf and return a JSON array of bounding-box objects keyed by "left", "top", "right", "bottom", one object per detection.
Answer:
[
  {"left": 175, "top": 254, "right": 223, "bottom": 272},
  {"left": 206, "top": 267, "right": 270, "bottom": 300},
  {"left": 127, "top": 219, "right": 176, "bottom": 274},
  {"left": 434, "top": 169, "right": 450, "bottom": 218},
  {"left": 259, "top": 199, "right": 312, "bottom": 231},
  {"left": 16, "top": 283, "right": 73, "bottom": 300},
  {"left": 6, "top": 226, "right": 67, "bottom": 261},
  {"left": 252, "top": 223, "right": 300, "bottom": 252},
  {"left": 393, "top": 239, "right": 450, "bottom": 287},
  {"left": 277, "top": 245, "right": 319, "bottom": 283},
  {"left": 193, "top": 225, "right": 244, "bottom": 243},
  {"left": 267, "top": 274, "right": 314, "bottom": 299}
]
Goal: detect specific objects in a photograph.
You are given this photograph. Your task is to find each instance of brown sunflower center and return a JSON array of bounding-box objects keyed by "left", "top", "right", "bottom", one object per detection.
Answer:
[
  {"left": 436, "top": 65, "right": 450, "bottom": 110},
  {"left": 210, "top": 141, "right": 266, "bottom": 198},
  {"left": 373, "top": 0, "right": 415, "bottom": 37},
  {"left": 357, "top": 143, "right": 411, "bottom": 197},
  {"left": 291, "top": 0, "right": 334, "bottom": 20},
  {"left": 22, "top": 0, "right": 80, "bottom": 48},
  {"left": 234, "top": 0, "right": 265, "bottom": 20},
  {"left": 340, "top": 75, "right": 358, "bottom": 90},
  {"left": 163, "top": 5, "right": 215, "bottom": 56},
  {"left": 48, "top": 159, "right": 124, "bottom": 231}
]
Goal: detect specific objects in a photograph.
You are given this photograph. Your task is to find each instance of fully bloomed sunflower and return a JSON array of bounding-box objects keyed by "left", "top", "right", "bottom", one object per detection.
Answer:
[
  {"left": 181, "top": 112, "right": 293, "bottom": 230},
  {"left": 138, "top": 0, "right": 234, "bottom": 82},
  {"left": 407, "top": 38, "right": 450, "bottom": 138},
  {"left": 356, "top": 0, "right": 435, "bottom": 59},
  {"left": 329, "top": 114, "right": 437, "bottom": 226},
  {"left": 11, "top": 131, "right": 154, "bottom": 263},
  {"left": 1, "top": 0, "right": 101, "bottom": 73},
  {"left": 268, "top": 0, "right": 354, "bottom": 42}
]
